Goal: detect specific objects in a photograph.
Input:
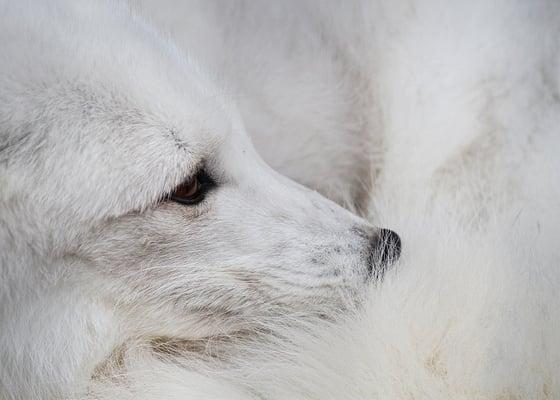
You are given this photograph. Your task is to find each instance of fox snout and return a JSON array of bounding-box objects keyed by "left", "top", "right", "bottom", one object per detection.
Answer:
[{"left": 368, "top": 229, "right": 402, "bottom": 279}]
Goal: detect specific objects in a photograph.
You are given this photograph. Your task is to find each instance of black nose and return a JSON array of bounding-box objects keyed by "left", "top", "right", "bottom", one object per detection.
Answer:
[{"left": 368, "top": 228, "right": 401, "bottom": 279}]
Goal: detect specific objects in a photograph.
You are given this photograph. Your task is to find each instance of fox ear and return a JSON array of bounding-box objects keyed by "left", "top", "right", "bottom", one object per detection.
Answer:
[
  {"left": 0, "top": 135, "right": 20, "bottom": 165},
  {"left": 0, "top": 131, "right": 38, "bottom": 165}
]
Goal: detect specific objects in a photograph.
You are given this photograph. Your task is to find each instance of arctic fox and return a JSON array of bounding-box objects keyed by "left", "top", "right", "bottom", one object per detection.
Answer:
[{"left": 0, "top": 1, "right": 399, "bottom": 399}]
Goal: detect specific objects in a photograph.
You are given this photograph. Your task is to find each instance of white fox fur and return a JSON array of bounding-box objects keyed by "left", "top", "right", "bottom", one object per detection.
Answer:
[{"left": 1, "top": 0, "right": 559, "bottom": 399}]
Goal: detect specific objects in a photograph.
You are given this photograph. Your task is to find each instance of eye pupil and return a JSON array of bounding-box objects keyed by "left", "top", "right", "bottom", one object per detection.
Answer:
[
  {"left": 169, "top": 170, "right": 213, "bottom": 205},
  {"left": 177, "top": 178, "right": 199, "bottom": 198}
]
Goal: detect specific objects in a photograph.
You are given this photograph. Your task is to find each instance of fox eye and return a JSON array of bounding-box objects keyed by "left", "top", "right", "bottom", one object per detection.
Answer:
[{"left": 169, "top": 170, "right": 213, "bottom": 205}]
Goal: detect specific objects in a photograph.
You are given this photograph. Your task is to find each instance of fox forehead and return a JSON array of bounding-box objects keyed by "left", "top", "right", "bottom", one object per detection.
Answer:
[
  {"left": 0, "top": 0, "right": 237, "bottom": 171},
  {"left": 0, "top": 17, "right": 246, "bottom": 225}
]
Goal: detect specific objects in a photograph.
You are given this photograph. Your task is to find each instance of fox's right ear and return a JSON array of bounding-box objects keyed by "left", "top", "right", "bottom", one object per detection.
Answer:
[
  {"left": 0, "top": 134, "right": 13, "bottom": 164},
  {"left": 0, "top": 130, "right": 37, "bottom": 165}
]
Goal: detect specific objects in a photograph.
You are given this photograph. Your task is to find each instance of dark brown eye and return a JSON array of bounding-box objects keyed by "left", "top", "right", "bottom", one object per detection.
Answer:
[{"left": 169, "top": 171, "right": 213, "bottom": 205}]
